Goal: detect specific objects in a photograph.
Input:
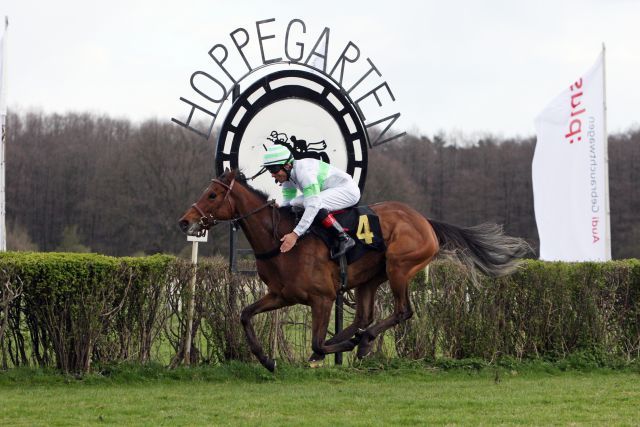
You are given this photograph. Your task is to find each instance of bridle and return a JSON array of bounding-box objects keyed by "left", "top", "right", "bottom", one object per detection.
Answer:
[
  {"left": 190, "top": 178, "right": 280, "bottom": 244},
  {"left": 190, "top": 178, "right": 235, "bottom": 233}
]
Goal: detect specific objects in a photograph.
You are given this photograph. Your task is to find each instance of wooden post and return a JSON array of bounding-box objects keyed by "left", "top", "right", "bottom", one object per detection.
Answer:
[{"left": 183, "top": 240, "right": 198, "bottom": 365}]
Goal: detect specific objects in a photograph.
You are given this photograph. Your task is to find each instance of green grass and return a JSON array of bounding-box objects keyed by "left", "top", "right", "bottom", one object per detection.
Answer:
[{"left": 1, "top": 362, "right": 639, "bottom": 426}]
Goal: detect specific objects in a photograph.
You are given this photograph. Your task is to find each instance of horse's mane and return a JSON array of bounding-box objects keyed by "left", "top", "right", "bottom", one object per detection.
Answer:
[
  {"left": 219, "top": 169, "right": 269, "bottom": 203},
  {"left": 223, "top": 169, "right": 296, "bottom": 222},
  {"left": 220, "top": 169, "right": 296, "bottom": 229},
  {"left": 230, "top": 169, "right": 304, "bottom": 227},
  {"left": 228, "top": 169, "right": 271, "bottom": 202}
]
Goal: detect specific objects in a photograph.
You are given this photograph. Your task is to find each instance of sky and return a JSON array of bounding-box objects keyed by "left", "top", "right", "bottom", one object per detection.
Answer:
[{"left": 1, "top": 0, "right": 639, "bottom": 141}]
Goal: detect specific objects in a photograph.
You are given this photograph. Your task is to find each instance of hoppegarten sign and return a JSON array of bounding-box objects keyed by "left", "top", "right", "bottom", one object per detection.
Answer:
[{"left": 172, "top": 18, "right": 406, "bottom": 196}]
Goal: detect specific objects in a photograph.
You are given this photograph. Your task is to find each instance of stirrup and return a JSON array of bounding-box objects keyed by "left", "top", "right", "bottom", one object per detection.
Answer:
[{"left": 331, "top": 234, "right": 355, "bottom": 260}]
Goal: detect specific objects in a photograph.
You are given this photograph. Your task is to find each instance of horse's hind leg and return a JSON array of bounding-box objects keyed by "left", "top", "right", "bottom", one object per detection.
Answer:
[
  {"left": 240, "top": 292, "right": 289, "bottom": 372},
  {"left": 356, "top": 268, "right": 416, "bottom": 359},
  {"left": 308, "top": 280, "right": 379, "bottom": 363},
  {"left": 309, "top": 296, "right": 365, "bottom": 358}
]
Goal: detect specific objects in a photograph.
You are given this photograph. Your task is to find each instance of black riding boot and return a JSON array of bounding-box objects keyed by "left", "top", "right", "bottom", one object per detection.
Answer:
[
  {"left": 318, "top": 209, "right": 355, "bottom": 259},
  {"left": 331, "top": 221, "right": 356, "bottom": 259}
]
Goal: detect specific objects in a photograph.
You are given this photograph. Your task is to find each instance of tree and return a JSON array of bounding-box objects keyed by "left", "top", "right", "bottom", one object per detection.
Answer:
[
  {"left": 5, "top": 111, "right": 640, "bottom": 258},
  {"left": 55, "top": 225, "right": 90, "bottom": 253}
]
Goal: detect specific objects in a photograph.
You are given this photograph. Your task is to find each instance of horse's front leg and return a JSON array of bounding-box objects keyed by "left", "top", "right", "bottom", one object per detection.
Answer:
[{"left": 240, "top": 292, "right": 288, "bottom": 372}]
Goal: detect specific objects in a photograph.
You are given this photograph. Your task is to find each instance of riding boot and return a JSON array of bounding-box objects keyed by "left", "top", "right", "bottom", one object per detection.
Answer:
[
  {"left": 331, "top": 220, "right": 356, "bottom": 259},
  {"left": 318, "top": 210, "right": 355, "bottom": 259}
]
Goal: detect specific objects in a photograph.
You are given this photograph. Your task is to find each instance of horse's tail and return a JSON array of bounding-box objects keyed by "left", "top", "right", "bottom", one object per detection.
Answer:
[{"left": 429, "top": 219, "right": 532, "bottom": 278}]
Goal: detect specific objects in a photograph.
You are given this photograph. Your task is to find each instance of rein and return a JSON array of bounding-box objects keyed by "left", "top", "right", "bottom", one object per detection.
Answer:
[{"left": 191, "top": 178, "right": 282, "bottom": 259}]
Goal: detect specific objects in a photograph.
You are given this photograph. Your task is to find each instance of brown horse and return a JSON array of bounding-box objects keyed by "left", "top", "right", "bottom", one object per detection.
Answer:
[{"left": 179, "top": 169, "right": 531, "bottom": 371}]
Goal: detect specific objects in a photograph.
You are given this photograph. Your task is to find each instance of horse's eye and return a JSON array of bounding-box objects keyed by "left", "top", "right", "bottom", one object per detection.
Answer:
[{"left": 208, "top": 192, "right": 217, "bottom": 200}]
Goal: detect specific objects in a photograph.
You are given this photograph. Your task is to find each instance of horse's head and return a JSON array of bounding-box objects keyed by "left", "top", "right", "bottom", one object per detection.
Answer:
[{"left": 178, "top": 169, "right": 240, "bottom": 237}]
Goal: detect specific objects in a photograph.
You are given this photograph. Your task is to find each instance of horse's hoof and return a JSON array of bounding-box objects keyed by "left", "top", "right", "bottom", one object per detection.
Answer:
[
  {"left": 308, "top": 360, "right": 323, "bottom": 369},
  {"left": 357, "top": 346, "right": 373, "bottom": 359},
  {"left": 357, "top": 350, "right": 371, "bottom": 359},
  {"left": 309, "top": 353, "right": 325, "bottom": 362},
  {"left": 356, "top": 334, "right": 374, "bottom": 359},
  {"left": 263, "top": 358, "right": 276, "bottom": 372}
]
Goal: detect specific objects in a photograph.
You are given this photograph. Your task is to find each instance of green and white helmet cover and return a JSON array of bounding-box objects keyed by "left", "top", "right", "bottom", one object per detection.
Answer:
[{"left": 262, "top": 144, "right": 292, "bottom": 166}]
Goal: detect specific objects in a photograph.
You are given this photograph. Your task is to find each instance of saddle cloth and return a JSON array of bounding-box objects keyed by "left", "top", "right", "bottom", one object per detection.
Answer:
[{"left": 309, "top": 206, "right": 386, "bottom": 264}]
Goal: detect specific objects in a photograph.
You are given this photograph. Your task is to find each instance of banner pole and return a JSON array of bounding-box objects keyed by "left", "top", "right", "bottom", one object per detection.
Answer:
[
  {"left": 0, "top": 17, "right": 8, "bottom": 252},
  {"left": 602, "top": 43, "right": 612, "bottom": 260}
]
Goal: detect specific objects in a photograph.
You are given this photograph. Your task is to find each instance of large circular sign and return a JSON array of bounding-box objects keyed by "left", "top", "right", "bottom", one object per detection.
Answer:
[{"left": 215, "top": 69, "right": 369, "bottom": 202}]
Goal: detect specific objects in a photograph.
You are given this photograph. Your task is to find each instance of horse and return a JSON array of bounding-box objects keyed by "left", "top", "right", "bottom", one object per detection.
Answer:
[{"left": 179, "top": 168, "right": 531, "bottom": 371}]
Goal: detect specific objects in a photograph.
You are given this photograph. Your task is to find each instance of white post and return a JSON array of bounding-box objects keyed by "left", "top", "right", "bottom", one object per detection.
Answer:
[
  {"left": 184, "top": 231, "right": 207, "bottom": 365},
  {"left": 183, "top": 241, "right": 198, "bottom": 365},
  {"left": 602, "top": 43, "right": 612, "bottom": 260}
]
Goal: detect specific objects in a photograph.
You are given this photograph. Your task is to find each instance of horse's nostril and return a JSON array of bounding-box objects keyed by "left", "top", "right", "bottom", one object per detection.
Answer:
[{"left": 178, "top": 220, "right": 189, "bottom": 233}]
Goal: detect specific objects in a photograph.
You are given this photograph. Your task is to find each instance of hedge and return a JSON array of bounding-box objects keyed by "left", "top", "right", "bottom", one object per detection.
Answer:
[
  {"left": 0, "top": 252, "right": 174, "bottom": 372},
  {"left": 395, "top": 259, "right": 640, "bottom": 362},
  {"left": 1, "top": 253, "right": 638, "bottom": 373}
]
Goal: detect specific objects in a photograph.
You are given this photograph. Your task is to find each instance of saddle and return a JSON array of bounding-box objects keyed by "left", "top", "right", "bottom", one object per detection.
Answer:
[{"left": 308, "top": 206, "right": 386, "bottom": 264}]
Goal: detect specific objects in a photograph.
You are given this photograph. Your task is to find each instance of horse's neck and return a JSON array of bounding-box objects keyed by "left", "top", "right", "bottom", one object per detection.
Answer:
[{"left": 233, "top": 189, "right": 279, "bottom": 252}]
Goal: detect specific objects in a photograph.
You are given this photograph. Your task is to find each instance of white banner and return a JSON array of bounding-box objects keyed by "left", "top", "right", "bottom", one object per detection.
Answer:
[
  {"left": 533, "top": 51, "right": 610, "bottom": 261},
  {"left": 0, "top": 17, "right": 6, "bottom": 115},
  {"left": 0, "top": 18, "right": 7, "bottom": 252}
]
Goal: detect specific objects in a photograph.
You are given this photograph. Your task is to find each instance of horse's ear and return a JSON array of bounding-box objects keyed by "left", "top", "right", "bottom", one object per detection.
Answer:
[
  {"left": 224, "top": 167, "right": 230, "bottom": 173},
  {"left": 225, "top": 168, "right": 239, "bottom": 182}
]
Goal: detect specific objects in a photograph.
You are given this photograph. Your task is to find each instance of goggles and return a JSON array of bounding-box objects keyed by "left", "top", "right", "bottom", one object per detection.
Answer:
[{"left": 265, "top": 164, "right": 284, "bottom": 174}]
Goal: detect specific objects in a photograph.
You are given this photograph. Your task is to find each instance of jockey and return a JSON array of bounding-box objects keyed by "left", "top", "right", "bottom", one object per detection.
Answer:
[{"left": 262, "top": 144, "right": 360, "bottom": 258}]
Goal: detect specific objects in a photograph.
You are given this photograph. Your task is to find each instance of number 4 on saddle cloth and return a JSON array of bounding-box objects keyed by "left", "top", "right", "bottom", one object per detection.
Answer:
[{"left": 309, "top": 206, "right": 386, "bottom": 264}]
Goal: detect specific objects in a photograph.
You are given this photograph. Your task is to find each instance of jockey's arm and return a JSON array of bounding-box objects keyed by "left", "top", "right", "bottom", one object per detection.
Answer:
[
  {"left": 292, "top": 166, "right": 322, "bottom": 237},
  {"left": 281, "top": 181, "right": 297, "bottom": 207},
  {"left": 293, "top": 194, "right": 321, "bottom": 236}
]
